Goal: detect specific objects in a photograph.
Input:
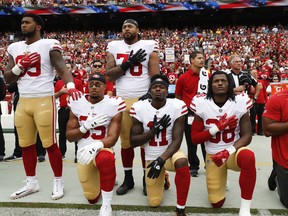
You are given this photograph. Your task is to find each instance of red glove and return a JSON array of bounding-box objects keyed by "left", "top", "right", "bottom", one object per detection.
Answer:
[
  {"left": 28, "top": 52, "right": 41, "bottom": 67},
  {"left": 67, "top": 82, "right": 82, "bottom": 101},
  {"left": 18, "top": 56, "right": 31, "bottom": 69},
  {"left": 216, "top": 113, "right": 238, "bottom": 131},
  {"left": 210, "top": 146, "right": 236, "bottom": 167}
]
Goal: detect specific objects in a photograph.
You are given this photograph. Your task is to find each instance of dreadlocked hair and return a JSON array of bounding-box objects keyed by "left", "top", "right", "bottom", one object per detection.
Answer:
[{"left": 206, "top": 71, "right": 235, "bottom": 102}]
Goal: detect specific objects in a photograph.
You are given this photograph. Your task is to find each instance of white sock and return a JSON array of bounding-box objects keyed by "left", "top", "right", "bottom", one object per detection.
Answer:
[
  {"left": 27, "top": 176, "right": 37, "bottom": 182},
  {"left": 176, "top": 204, "right": 185, "bottom": 209},
  {"left": 101, "top": 190, "right": 113, "bottom": 206},
  {"left": 239, "top": 198, "right": 252, "bottom": 216}
]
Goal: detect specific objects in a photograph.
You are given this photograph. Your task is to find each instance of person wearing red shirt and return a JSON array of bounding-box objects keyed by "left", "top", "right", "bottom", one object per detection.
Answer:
[
  {"left": 84, "top": 60, "right": 113, "bottom": 96},
  {"left": 263, "top": 90, "right": 288, "bottom": 208},
  {"left": 249, "top": 69, "right": 268, "bottom": 135},
  {"left": 54, "top": 63, "right": 83, "bottom": 162},
  {"left": 175, "top": 50, "right": 206, "bottom": 177}
]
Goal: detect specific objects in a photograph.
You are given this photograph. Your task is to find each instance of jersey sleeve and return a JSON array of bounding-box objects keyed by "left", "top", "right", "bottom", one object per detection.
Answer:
[
  {"left": 190, "top": 94, "right": 205, "bottom": 116},
  {"left": 130, "top": 100, "right": 143, "bottom": 122},
  {"left": 173, "top": 99, "right": 188, "bottom": 119},
  {"left": 114, "top": 96, "right": 126, "bottom": 114},
  {"left": 49, "top": 39, "right": 63, "bottom": 52}
]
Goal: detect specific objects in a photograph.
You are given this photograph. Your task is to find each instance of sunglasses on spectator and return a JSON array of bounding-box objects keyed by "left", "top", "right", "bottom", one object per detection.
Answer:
[{"left": 93, "top": 64, "right": 102, "bottom": 68}]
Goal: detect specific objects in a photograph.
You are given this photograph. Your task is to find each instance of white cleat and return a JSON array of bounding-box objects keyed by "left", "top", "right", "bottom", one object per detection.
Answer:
[
  {"left": 11, "top": 179, "right": 40, "bottom": 199},
  {"left": 99, "top": 204, "right": 112, "bottom": 216},
  {"left": 51, "top": 178, "right": 64, "bottom": 200}
]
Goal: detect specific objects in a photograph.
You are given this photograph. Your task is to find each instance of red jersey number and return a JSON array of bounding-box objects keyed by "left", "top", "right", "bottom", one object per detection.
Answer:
[
  {"left": 147, "top": 121, "right": 168, "bottom": 146},
  {"left": 117, "top": 53, "right": 143, "bottom": 76}
]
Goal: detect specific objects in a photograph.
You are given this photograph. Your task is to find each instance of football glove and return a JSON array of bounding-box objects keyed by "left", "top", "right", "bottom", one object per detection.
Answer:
[
  {"left": 67, "top": 82, "right": 82, "bottom": 101},
  {"left": 120, "top": 49, "right": 147, "bottom": 72},
  {"left": 210, "top": 146, "right": 236, "bottom": 167},
  {"left": 209, "top": 113, "right": 238, "bottom": 136},
  {"left": 80, "top": 113, "right": 108, "bottom": 133},
  {"left": 28, "top": 52, "right": 41, "bottom": 67},
  {"left": 78, "top": 141, "right": 104, "bottom": 165},
  {"left": 147, "top": 157, "right": 165, "bottom": 179},
  {"left": 151, "top": 114, "right": 171, "bottom": 137}
]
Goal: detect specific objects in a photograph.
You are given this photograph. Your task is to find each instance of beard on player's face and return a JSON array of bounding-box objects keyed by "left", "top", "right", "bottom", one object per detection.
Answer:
[
  {"left": 22, "top": 27, "right": 37, "bottom": 38},
  {"left": 124, "top": 33, "right": 137, "bottom": 43}
]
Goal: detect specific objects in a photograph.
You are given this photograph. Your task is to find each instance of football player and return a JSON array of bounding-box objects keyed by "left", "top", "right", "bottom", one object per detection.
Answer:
[
  {"left": 4, "top": 14, "right": 81, "bottom": 200},
  {"left": 130, "top": 74, "right": 190, "bottom": 216},
  {"left": 106, "top": 19, "right": 160, "bottom": 195},
  {"left": 66, "top": 73, "right": 125, "bottom": 216},
  {"left": 191, "top": 71, "right": 256, "bottom": 216}
]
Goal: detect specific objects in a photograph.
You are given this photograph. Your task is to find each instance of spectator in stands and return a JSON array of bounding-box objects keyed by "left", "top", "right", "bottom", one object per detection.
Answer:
[
  {"left": 106, "top": 19, "right": 160, "bottom": 196},
  {"left": 249, "top": 69, "right": 268, "bottom": 136},
  {"left": 84, "top": 60, "right": 113, "bottom": 96}
]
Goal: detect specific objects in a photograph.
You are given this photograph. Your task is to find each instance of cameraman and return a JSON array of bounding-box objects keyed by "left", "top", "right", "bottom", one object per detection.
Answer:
[{"left": 228, "top": 55, "right": 261, "bottom": 101}]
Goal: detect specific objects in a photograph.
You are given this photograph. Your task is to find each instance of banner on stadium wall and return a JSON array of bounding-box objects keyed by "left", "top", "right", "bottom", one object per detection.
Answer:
[
  {"left": 165, "top": 48, "right": 175, "bottom": 63},
  {"left": 0, "top": 1, "right": 287, "bottom": 16},
  {"left": 270, "top": 82, "right": 288, "bottom": 95}
]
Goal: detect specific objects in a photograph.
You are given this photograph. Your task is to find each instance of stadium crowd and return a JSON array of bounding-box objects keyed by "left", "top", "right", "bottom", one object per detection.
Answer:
[
  {"left": 0, "top": 0, "right": 186, "bottom": 7},
  {"left": 1, "top": 24, "right": 288, "bottom": 85}
]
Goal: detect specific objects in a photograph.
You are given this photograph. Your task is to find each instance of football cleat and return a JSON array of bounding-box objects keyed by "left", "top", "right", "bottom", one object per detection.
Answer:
[
  {"left": 11, "top": 179, "right": 40, "bottom": 199},
  {"left": 99, "top": 204, "right": 112, "bottom": 216},
  {"left": 51, "top": 178, "right": 64, "bottom": 200}
]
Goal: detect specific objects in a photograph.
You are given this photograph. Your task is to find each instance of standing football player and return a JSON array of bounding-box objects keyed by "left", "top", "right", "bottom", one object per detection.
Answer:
[
  {"left": 4, "top": 14, "right": 81, "bottom": 200},
  {"left": 191, "top": 71, "right": 256, "bottom": 216},
  {"left": 106, "top": 19, "right": 160, "bottom": 195},
  {"left": 66, "top": 73, "right": 125, "bottom": 216}
]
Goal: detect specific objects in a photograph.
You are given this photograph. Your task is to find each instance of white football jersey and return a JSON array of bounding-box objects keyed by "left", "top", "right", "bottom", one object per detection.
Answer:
[
  {"left": 130, "top": 98, "right": 187, "bottom": 160},
  {"left": 106, "top": 39, "right": 159, "bottom": 98},
  {"left": 190, "top": 93, "right": 253, "bottom": 154},
  {"left": 7, "top": 39, "right": 62, "bottom": 97},
  {"left": 69, "top": 95, "right": 126, "bottom": 150}
]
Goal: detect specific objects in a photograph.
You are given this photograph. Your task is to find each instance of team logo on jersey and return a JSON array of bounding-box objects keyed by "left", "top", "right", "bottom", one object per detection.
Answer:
[{"left": 200, "top": 84, "right": 207, "bottom": 90}]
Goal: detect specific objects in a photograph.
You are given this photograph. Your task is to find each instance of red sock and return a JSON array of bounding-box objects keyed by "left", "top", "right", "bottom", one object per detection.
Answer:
[
  {"left": 140, "top": 147, "right": 145, "bottom": 169},
  {"left": 237, "top": 149, "right": 256, "bottom": 200},
  {"left": 22, "top": 144, "right": 37, "bottom": 176},
  {"left": 46, "top": 144, "right": 63, "bottom": 177},
  {"left": 121, "top": 147, "right": 134, "bottom": 168},
  {"left": 212, "top": 198, "right": 225, "bottom": 208},
  {"left": 175, "top": 166, "right": 190, "bottom": 206},
  {"left": 96, "top": 150, "right": 116, "bottom": 191}
]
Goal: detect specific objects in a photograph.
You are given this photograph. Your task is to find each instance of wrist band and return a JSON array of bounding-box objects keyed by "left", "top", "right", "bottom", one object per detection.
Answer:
[
  {"left": 209, "top": 125, "right": 220, "bottom": 136},
  {"left": 226, "top": 146, "right": 236, "bottom": 155},
  {"left": 66, "top": 82, "right": 75, "bottom": 90},
  {"left": 12, "top": 64, "right": 22, "bottom": 76},
  {"left": 79, "top": 125, "right": 87, "bottom": 134}
]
